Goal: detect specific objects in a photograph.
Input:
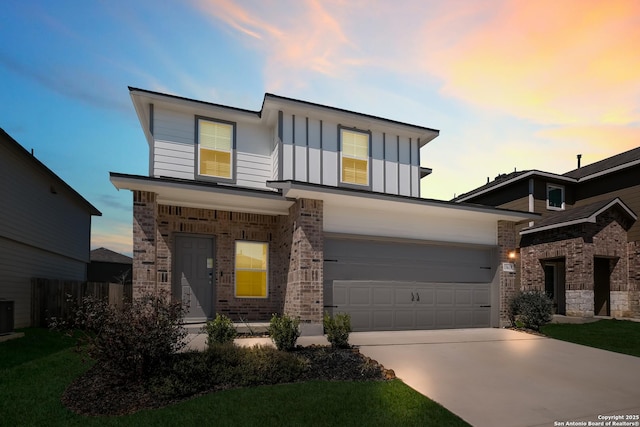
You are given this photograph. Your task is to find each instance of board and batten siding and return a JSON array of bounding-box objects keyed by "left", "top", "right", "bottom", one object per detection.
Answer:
[
  {"left": 279, "top": 111, "right": 421, "bottom": 197},
  {"left": 151, "top": 107, "right": 274, "bottom": 190}
]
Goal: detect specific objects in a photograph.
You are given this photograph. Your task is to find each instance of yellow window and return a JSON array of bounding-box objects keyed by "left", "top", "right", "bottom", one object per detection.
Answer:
[
  {"left": 198, "top": 119, "right": 232, "bottom": 179},
  {"left": 341, "top": 129, "right": 369, "bottom": 185},
  {"left": 235, "top": 241, "right": 268, "bottom": 298}
]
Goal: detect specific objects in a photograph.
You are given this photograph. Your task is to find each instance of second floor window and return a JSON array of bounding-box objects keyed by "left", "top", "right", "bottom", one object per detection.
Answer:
[
  {"left": 198, "top": 118, "right": 233, "bottom": 179},
  {"left": 341, "top": 129, "right": 369, "bottom": 186},
  {"left": 547, "top": 184, "right": 565, "bottom": 210}
]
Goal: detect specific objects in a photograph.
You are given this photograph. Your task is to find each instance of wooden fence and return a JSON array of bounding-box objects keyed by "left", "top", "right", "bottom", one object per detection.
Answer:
[{"left": 31, "top": 278, "right": 133, "bottom": 327}]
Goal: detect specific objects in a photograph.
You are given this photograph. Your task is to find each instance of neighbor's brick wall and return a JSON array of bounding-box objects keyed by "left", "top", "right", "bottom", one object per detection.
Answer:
[
  {"left": 498, "top": 220, "right": 517, "bottom": 326},
  {"left": 280, "top": 199, "right": 324, "bottom": 324},
  {"left": 629, "top": 241, "right": 640, "bottom": 317},
  {"left": 520, "top": 211, "right": 634, "bottom": 317}
]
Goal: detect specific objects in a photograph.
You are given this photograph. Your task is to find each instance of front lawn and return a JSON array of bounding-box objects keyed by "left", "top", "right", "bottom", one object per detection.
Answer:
[
  {"left": 1, "top": 329, "right": 469, "bottom": 426},
  {"left": 541, "top": 319, "right": 640, "bottom": 357}
]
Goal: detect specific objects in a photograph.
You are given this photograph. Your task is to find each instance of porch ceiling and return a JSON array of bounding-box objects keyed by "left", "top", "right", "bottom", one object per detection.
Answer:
[{"left": 110, "top": 173, "right": 294, "bottom": 216}]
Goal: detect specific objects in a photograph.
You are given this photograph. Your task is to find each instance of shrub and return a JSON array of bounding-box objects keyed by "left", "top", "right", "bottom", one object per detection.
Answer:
[
  {"left": 203, "top": 313, "right": 237, "bottom": 347},
  {"left": 323, "top": 311, "right": 351, "bottom": 348},
  {"left": 54, "top": 290, "right": 187, "bottom": 379},
  {"left": 508, "top": 290, "right": 553, "bottom": 331},
  {"left": 268, "top": 313, "right": 300, "bottom": 351}
]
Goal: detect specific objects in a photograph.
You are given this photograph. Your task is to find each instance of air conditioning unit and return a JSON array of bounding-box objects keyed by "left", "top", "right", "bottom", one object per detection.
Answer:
[{"left": 0, "top": 300, "right": 14, "bottom": 334}]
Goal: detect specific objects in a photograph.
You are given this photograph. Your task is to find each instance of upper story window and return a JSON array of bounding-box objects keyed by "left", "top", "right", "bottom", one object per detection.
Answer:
[
  {"left": 547, "top": 184, "right": 565, "bottom": 210},
  {"left": 197, "top": 118, "right": 234, "bottom": 180},
  {"left": 235, "top": 241, "right": 268, "bottom": 298},
  {"left": 340, "top": 128, "right": 369, "bottom": 186}
]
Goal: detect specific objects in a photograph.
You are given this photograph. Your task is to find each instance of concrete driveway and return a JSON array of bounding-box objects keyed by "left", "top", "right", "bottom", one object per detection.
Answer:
[{"left": 350, "top": 328, "right": 640, "bottom": 427}]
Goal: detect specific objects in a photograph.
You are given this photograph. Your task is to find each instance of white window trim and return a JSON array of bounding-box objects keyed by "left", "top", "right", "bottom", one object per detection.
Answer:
[
  {"left": 340, "top": 128, "right": 370, "bottom": 187},
  {"left": 234, "top": 241, "right": 269, "bottom": 299},
  {"left": 196, "top": 117, "right": 235, "bottom": 181},
  {"left": 546, "top": 183, "right": 565, "bottom": 210}
]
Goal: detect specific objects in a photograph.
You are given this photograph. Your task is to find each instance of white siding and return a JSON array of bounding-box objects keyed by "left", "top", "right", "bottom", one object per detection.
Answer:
[
  {"left": 295, "top": 146, "right": 308, "bottom": 181},
  {"left": 271, "top": 139, "right": 280, "bottom": 181},
  {"left": 153, "top": 140, "right": 194, "bottom": 179},
  {"left": 154, "top": 108, "right": 194, "bottom": 145},
  {"left": 308, "top": 147, "right": 322, "bottom": 184},
  {"left": 236, "top": 152, "right": 271, "bottom": 189},
  {"left": 282, "top": 114, "right": 294, "bottom": 180},
  {"left": 385, "top": 161, "right": 399, "bottom": 194},
  {"left": 411, "top": 165, "right": 420, "bottom": 197},
  {"left": 323, "top": 151, "right": 338, "bottom": 186},
  {"left": 372, "top": 159, "right": 384, "bottom": 192},
  {"left": 399, "top": 164, "right": 411, "bottom": 196}
]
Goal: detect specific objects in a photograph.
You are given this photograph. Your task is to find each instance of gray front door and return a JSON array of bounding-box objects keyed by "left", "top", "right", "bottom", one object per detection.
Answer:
[{"left": 174, "top": 235, "right": 215, "bottom": 322}]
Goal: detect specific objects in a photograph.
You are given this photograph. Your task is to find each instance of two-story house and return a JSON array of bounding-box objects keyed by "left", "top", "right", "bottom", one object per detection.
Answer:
[
  {"left": 454, "top": 149, "right": 640, "bottom": 319},
  {"left": 1, "top": 128, "right": 101, "bottom": 328},
  {"left": 110, "top": 87, "right": 535, "bottom": 333}
]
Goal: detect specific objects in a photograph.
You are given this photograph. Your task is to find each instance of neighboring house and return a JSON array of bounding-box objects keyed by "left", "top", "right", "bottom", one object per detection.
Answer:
[
  {"left": 453, "top": 149, "right": 640, "bottom": 319},
  {"left": 110, "top": 87, "right": 535, "bottom": 333},
  {"left": 0, "top": 128, "right": 101, "bottom": 328},
  {"left": 88, "top": 247, "right": 133, "bottom": 284}
]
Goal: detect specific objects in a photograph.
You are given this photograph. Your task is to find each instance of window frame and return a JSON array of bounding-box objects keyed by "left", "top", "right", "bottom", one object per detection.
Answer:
[
  {"left": 339, "top": 126, "right": 371, "bottom": 189},
  {"left": 195, "top": 116, "right": 236, "bottom": 183},
  {"left": 234, "top": 241, "right": 269, "bottom": 299},
  {"left": 546, "top": 183, "right": 565, "bottom": 210}
]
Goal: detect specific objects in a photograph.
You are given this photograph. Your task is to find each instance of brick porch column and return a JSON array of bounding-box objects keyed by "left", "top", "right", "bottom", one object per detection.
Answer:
[
  {"left": 283, "top": 198, "right": 323, "bottom": 334},
  {"left": 132, "top": 190, "right": 158, "bottom": 298},
  {"left": 498, "top": 220, "right": 517, "bottom": 326}
]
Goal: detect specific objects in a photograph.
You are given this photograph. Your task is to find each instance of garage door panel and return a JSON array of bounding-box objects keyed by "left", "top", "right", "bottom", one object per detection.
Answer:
[
  {"left": 474, "top": 310, "right": 490, "bottom": 325},
  {"left": 473, "top": 288, "right": 490, "bottom": 305},
  {"left": 455, "top": 310, "right": 474, "bottom": 328},
  {"left": 436, "top": 310, "right": 455, "bottom": 328},
  {"left": 455, "top": 289, "right": 473, "bottom": 306},
  {"left": 394, "top": 287, "right": 415, "bottom": 306},
  {"left": 436, "top": 289, "right": 454, "bottom": 305},
  {"left": 348, "top": 286, "right": 371, "bottom": 306},
  {"left": 372, "top": 287, "right": 393, "bottom": 306},
  {"left": 415, "top": 310, "right": 435, "bottom": 328},
  {"left": 414, "top": 288, "right": 434, "bottom": 305},
  {"left": 394, "top": 310, "right": 414, "bottom": 329},
  {"left": 349, "top": 311, "right": 372, "bottom": 331},
  {"left": 373, "top": 311, "right": 394, "bottom": 330}
]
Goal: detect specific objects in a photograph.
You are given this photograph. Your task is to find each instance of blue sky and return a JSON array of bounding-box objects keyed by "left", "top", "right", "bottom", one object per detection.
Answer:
[{"left": 2, "top": 0, "right": 639, "bottom": 256}]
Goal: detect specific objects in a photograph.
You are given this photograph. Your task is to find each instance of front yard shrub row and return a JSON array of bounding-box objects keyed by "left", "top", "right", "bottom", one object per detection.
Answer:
[{"left": 508, "top": 290, "right": 553, "bottom": 331}]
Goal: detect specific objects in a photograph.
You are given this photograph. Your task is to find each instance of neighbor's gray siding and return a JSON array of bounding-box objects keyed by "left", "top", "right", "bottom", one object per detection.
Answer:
[{"left": 0, "top": 237, "right": 85, "bottom": 328}]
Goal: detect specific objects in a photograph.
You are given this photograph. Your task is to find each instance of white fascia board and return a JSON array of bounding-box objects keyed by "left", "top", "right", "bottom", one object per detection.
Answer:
[
  {"left": 110, "top": 174, "right": 294, "bottom": 216},
  {"left": 455, "top": 171, "right": 577, "bottom": 202},
  {"left": 520, "top": 198, "right": 637, "bottom": 235},
  {"left": 577, "top": 158, "right": 640, "bottom": 182}
]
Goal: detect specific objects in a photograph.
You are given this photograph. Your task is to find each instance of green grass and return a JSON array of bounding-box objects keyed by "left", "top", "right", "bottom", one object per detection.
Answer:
[
  {"left": 541, "top": 319, "right": 640, "bottom": 357},
  {"left": 1, "top": 329, "right": 469, "bottom": 426}
]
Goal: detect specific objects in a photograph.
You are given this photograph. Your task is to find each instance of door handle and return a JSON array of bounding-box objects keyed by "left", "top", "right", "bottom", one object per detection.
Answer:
[
  {"left": 416, "top": 292, "right": 420, "bottom": 302},
  {"left": 411, "top": 292, "right": 414, "bottom": 302}
]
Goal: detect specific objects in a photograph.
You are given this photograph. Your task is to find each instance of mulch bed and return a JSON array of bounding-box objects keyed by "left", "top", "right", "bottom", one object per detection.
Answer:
[{"left": 62, "top": 345, "right": 395, "bottom": 416}]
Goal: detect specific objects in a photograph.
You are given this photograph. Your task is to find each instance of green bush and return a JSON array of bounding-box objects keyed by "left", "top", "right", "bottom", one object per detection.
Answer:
[
  {"left": 203, "top": 313, "right": 237, "bottom": 347},
  {"left": 268, "top": 313, "right": 300, "bottom": 351},
  {"left": 508, "top": 290, "right": 553, "bottom": 331},
  {"left": 54, "top": 290, "right": 187, "bottom": 379},
  {"left": 323, "top": 312, "right": 351, "bottom": 348}
]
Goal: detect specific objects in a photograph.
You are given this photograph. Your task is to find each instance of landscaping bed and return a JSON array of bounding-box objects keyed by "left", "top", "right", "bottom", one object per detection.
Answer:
[{"left": 62, "top": 344, "right": 394, "bottom": 416}]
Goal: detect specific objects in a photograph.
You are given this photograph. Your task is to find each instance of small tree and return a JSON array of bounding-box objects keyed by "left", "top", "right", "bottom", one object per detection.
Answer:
[{"left": 508, "top": 290, "right": 553, "bottom": 331}]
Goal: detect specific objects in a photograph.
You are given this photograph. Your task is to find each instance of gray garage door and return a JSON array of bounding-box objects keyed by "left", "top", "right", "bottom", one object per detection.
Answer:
[{"left": 324, "top": 237, "right": 496, "bottom": 331}]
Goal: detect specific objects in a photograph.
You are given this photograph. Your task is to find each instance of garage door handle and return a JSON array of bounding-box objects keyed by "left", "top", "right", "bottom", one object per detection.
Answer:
[
  {"left": 416, "top": 292, "right": 420, "bottom": 302},
  {"left": 411, "top": 292, "right": 414, "bottom": 302},
  {"left": 480, "top": 305, "right": 491, "bottom": 308}
]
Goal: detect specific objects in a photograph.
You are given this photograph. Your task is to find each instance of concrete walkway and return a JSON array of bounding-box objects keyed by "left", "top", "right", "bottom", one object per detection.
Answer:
[{"left": 186, "top": 328, "right": 640, "bottom": 427}]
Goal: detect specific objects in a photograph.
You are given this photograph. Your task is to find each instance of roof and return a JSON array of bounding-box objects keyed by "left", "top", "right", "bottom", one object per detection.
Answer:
[
  {"left": 454, "top": 145, "right": 640, "bottom": 203},
  {"left": 1, "top": 128, "right": 102, "bottom": 216},
  {"left": 90, "top": 247, "right": 132, "bottom": 264},
  {"left": 520, "top": 198, "right": 637, "bottom": 235},
  {"left": 563, "top": 146, "right": 640, "bottom": 179},
  {"left": 128, "top": 86, "right": 439, "bottom": 145}
]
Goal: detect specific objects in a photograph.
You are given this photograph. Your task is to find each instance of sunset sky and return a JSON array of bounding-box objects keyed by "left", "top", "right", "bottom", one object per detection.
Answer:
[{"left": 2, "top": 0, "right": 639, "bottom": 255}]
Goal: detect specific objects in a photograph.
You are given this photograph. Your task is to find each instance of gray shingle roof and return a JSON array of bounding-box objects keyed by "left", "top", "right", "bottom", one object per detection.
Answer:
[
  {"left": 90, "top": 247, "right": 132, "bottom": 264},
  {"left": 563, "top": 146, "right": 640, "bottom": 179}
]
